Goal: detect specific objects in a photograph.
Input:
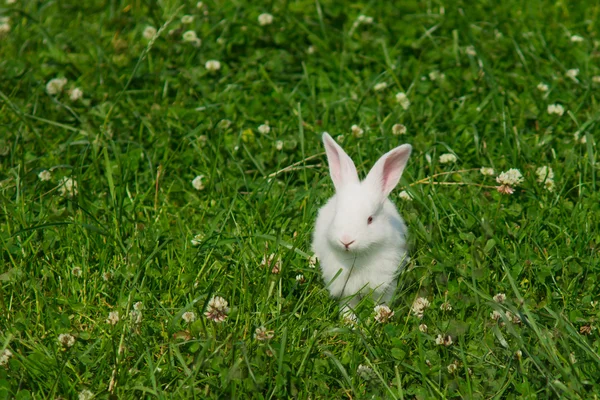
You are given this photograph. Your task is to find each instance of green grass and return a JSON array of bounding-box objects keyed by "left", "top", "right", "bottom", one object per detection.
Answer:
[{"left": 1, "top": 0, "right": 600, "bottom": 398}]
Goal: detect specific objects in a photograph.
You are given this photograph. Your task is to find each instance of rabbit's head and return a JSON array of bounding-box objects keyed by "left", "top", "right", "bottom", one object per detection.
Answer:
[{"left": 321, "top": 132, "right": 412, "bottom": 254}]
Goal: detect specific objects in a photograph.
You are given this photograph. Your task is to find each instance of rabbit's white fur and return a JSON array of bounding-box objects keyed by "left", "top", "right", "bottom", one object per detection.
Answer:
[{"left": 312, "top": 133, "right": 411, "bottom": 311}]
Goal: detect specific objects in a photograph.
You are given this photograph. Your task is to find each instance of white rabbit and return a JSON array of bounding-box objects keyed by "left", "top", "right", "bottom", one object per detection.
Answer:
[{"left": 312, "top": 132, "right": 412, "bottom": 312}]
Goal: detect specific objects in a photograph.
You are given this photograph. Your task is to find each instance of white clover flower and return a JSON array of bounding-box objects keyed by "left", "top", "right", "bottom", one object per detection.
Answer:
[
  {"left": 143, "top": 26, "right": 157, "bottom": 40},
  {"left": 258, "top": 13, "right": 274, "bottom": 26},
  {"left": 395, "top": 92, "right": 410, "bottom": 110},
  {"left": 270, "top": 261, "right": 281, "bottom": 274},
  {"left": 69, "top": 87, "right": 83, "bottom": 102},
  {"left": 336, "top": 134, "right": 344, "bottom": 142},
  {"left": 58, "top": 176, "right": 78, "bottom": 197},
  {"left": 435, "top": 334, "right": 452, "bottom": 346},
  {"left": 130, "top": 309, "right": 142, "bottom": 324},
  {"left": 181, "top": 15, "right": 194, "bottom": 24},
  {"left": 543, "top": 179, "right": 556, "bottom": 192},
  {"left": 373, "top": 82, "right": 387, "bottom": 91},
  {"left": 204, "top": 296, "right": 229, "bottom": 322},
  {"left": 447, "top": 360, "right": 459, "bottom": 373},
  {"left": 496, "top": 169, "right": 524, "bottom": 187},
  {"left": 308, "top": 255, "right": 317, "bottom": 268},
  {"left": 428, "top": 70, "right": 445, "bottom": 81},
  {"left": 102, "top": 271, "right": 112, "bottom": 281},
  {"left": 536, "top": 166, "right": 555, "bottom": 192},
  {"left": 78, "top": 389, "right": 94, "bottom": 400},
  {"left": 46, "top": 77, "right": 68, "bottom": 95},
  {"left": 196, "top": 1, "right": 203, "bottom": 8},
  {"left": 392, "top": 124, "right": 406, "bottom": 135},
  {"left": 535, "top": 166, "right": 554, "bottom": 183},
  {"left": 351, "top": 124, "right": 364, "bottom": 138},
  {"left": 374, "top": 304, "right": 394, "bottom": 323},
  {"left": 570, "top": 35, "right": 584, "bottom": 43},
  {"left": 357, "top": 364, "right": 375, "bottom": 380},
  {"left": 58, "top": 333, "right": 76, "bottom": 348},
  {"left": 258, "top": 124, "right": 270, "bottom": 134},
  {"left": 568, "top": 352, "right": 577, "bottom": 364},
  {"left": 547, "top": 104, "right": 565, "bottom": 116},
  {"left": 497, "top": 185, "right": 514, "bottom": 195},
  {"left": 182, "top": 31, "right": 201, "bottom": 46},
  {"left": 342, "top": 310, "right": 357, "bottom": 326},
  {"left": 580, "top": 325, "right": 593, "bottom": 335},
  {"left": 573, "top": 131, "right": 587, "bottom": 144},
  {"left": 593, "top": 76, "right": 600, "bottom": 83},
  {"left": 493, "top": 293, "right": 506, "bottom": 303},
  {"left": 307, "top": 45, "right": 315, "bottom": 54},
  {"left": 0, "top": 21, "right": 10, "bottom": 37},
  {"left": 480, "top": 167, "right": 495, "bottom": 176},
  {"left": 205, "top": 60, "right": 221, "bottom": 72},
  {"left": 275, "top": 140, "right": 283, "bottom": 151},
  {"left": 490, "top": 310, "right": 502, "bottom": 321},
  {"left": 191, "top": 233, "right": 204, "bottom": 246},
  {"left": 0, "top": 349, "right": 13, "bottom": 367},
  {"left": 537, "top": 82, "right": 549, "bottom": 92},
  {"left": 439, "top": 153, "right": 457, "bottom": 164},
  {"left": 566, "top": 68, "right": 579, "bottom": 81},
  {"left": 71, "top": 266, "right": 82, "bottom": 277},
  {"left": 419, "top": 324, "right": 428, "bottom": 333},
  {"left": 295, "top": 274, "right": 305, "bottom": 283},
  {"left": 398, "top": 190, "right": 412, "bottom": 201},
  {"left": 133, "top": 301, "right": 143, "bottom": 311},
  {"left": 192, "top": 175, "right": 205, "bottom": 190},
  {"left": 505, "top": 311, "right": 522, "bottom": 324},
  {"left": 182, "top": 311, "right": 196, "bottom": 323},
  {"left": 515, "top": 350, "right": 523, "bottom": 359},
  {"left": 38, "top": 170, "right": 52, "bottom": 181},
  {"left": 254, "top": 326, "right": 274, "bottom": 341},
  {"left": 465, "top": 45, "right": 476, "bottom": 56},
  {"left": 106, "top": 311, "right": 120, "bottom": 325},
  {"left": 6, "top": 0, "right": 17, "bottom": 4},
  {"left": 260, "top": 253, "right": 282, "bottom": 273},
  {"left": 411, "top": 297, "right": 430, "bottom": 319},
  {"left": 357, "top": 15, "right": 374, "bottom": 24},
  {"left": 440, "top": 302, "right": 452, "bottom": 311},
  {"left": 218, "top": 119, "right": 232, "bottom": 129}
]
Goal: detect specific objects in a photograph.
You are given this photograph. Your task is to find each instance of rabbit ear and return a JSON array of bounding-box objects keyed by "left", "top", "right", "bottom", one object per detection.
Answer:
[
  {"left": 322, "top": 133, "right": 359, "bottom": 190},
  {"left": 365, "top": 144, "right": 412, "bottom": 198}
]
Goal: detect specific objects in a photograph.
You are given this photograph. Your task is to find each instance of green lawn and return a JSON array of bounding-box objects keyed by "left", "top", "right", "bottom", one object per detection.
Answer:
[{"left": 1, "top": 0, "right": 599, "bottom": 398}]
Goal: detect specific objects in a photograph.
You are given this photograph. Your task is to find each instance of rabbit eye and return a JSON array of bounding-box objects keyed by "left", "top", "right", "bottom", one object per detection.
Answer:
[{"left": 367, "top": 216, "right": 373, "bottom": 224}]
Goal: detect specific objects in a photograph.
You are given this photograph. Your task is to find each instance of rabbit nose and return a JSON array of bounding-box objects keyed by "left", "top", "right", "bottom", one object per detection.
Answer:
[{"left": 340, "top": 237, "right": 355, "bottom": 250}]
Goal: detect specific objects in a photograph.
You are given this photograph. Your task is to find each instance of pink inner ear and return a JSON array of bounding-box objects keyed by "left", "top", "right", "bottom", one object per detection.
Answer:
[
  {"left": 381, "top": 146, "right": 411, "bottom": 195},
  {"left": 324, "top": 139, "right": 343, "bottom": 188},
  {"left": 323, "top": 133, "right": 358, "bottom": 190},
  {"left": 382, "top": 153, "right": 402, "bottom": 189}
]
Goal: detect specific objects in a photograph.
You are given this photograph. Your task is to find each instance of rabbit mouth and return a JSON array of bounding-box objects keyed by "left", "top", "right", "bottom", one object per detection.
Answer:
[
  {"left": 336, "top": 241, "right": 379, "bottom": 260},
  {"left": 336, "top": 245, "right": 365, "bottom": 257},
  {"left": 337, "top": 242, "right": 357, "bottom": 253},
  {"left": 332, "top": 244, "right": 355, "bottom": 255}
]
